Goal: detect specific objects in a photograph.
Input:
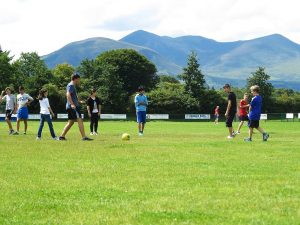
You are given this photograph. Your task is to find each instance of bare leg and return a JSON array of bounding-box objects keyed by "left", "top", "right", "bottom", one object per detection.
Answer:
[
  {"left": 77, "top": 118, "right": 86, "bottom": 138},
  {"left": 138, "top": 123, "right": 142, "bottom": 132},
  {"left": 6, "top": 118, "right": 13, "bottom": 131},
  {"left": 61, "top": 120, "right": 74, "bottom": 137},
  {"left": 16, "top": 119, "right": 21, "bottom": 132},
  {"left": 141, "top": 123, "right": 145, "bottom": 132},
  {"left": 24, "top": 120, "right": 28, "bottom": 133},
  {"left": 237, "top": 121, "right": 244, "bottom": 133},
  {"left": 249, "top": 127, "right": 254, "bottom": 139},
  {"left": 228, "top": 127, "right": 234, "bottom": 136},
  {"left": 256, "top": 127, "right": 265, "bottom": 134}
]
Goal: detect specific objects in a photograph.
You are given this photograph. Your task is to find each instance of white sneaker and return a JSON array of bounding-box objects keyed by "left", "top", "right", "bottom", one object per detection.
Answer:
[
  {"left": 227, "top": 135, "right": 234, "bottom": 139},
  {"left": 53, "top": 137, "right": 59, "bottom": 140},
  {"left": 235, "top": 131, "right": 241, "bottom": 135},
  {"left": 93, "top": 132, "right": 98, "bottom": 136},
  {"left": 90, "top": 132, "right": 94, "bottom": 136},
  {"left": 138, "top": 132, "right": 143, "bottom": 136},
  {"left": 36, "top": 137, "right": 41, "bottom": 140}
]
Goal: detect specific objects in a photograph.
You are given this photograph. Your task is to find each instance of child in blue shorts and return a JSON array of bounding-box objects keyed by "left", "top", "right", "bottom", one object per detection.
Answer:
[{"left": 134, "top": 86, "right": 148, "bottom": 136}]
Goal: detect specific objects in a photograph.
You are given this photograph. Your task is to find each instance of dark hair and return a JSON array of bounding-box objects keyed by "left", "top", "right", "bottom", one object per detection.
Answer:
[
  {"left": 223, "top": 83, "right": 231, "bottom": 89},
  {"left": 90, "top": 88, "right": 97, "bottom": 95},
  {"left": 138, "top": 86, "right": 144, "bottom": 92},
  {"left": 19, "top": 86, "right": 25, "bottom": 91},
  {"left": 38, "top": 89, "right": 48, "bottom": 100},
  {"left": 71, "top": 72, "right": 81, "bottom": 81}
]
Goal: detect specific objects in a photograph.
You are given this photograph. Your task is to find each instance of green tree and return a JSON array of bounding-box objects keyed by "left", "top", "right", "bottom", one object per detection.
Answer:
[
  {"left": 159, "top": 75, "right": 180, "bottom": 84},
  {"left": 96, "top": 49, "right": 158, "bottom": 95},
  {"left": 52, "top": 63, "right": 75, "bottom": 89},
  {"left": 246, "top": 67, "right": 274, "bottom": 112},
  {"left": 0, "top": 50, "right": 15, "bottom": 91},
  {"left": 179, "top": 51, "right": 206, "bottom": 101},
  {"left": 13, "top": 52, "right": 52, "bottom": 97}
]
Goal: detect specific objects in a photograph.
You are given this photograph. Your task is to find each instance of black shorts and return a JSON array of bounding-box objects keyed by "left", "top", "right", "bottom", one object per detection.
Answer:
[
  {"left": 248, "top": 120, "right": 259, "bottom": 128},
  {"left": 67, "top": 107, "right": 82, "bottom": 120},
  {"left": 239, "top": 115, "right": 249, "bottom": 121},
  {"left": 5, "top": 110, "right": 13, "bottom": 120},
  {"left": 226, "top": 114, "right": 235, "bottom": 127}
]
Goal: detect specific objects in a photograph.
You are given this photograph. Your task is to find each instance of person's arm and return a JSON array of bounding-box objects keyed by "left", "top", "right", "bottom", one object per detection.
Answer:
[
  {"left": 27, "top": 95, "right": 34, "bottom": 105},
  {"left": 87, "top": 99, "right": 91, "bottom": 117},
  {"left": 97, "top": 98, "right": 101, "bottom": 116},
  {"left": 225, "top": 100, "right": 231, "bottom": 117},
  {"left": 13, "top": 97, "right": 17, "bottom": 114},
  {"left": 0, "top": 91, "right": 4, "bottom": 102}
]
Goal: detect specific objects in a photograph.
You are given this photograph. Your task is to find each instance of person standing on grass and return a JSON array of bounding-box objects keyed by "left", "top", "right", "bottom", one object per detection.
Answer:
[
  {"left": 214, "top": 106, "right": 219, "bottom": 124},
  {"left": 244, "top": 85, "right": 269, "bottom": 142},
  {"left": 0, "top": 87, "right": 17, "bottom": 135},
  {"left": 36, "top": 89, "right": 58, "bottom": 140},
  {"left": 14, "top": 86, "right": 33, "bottom": 135},
  {"left": 223, "top": 84, "right": 237, "bottom": 139},
  {"left": 86, "top": 88, "right": 101, "bottom": 136},
  {"left": 135, "top": 86, "right": 148, "bottom": 136},
  {"left": 235, "top": 93, "right": 249, "bottom": 134},
  {"left": 59, "top": 73, "right": 92, "bottom": 141}
]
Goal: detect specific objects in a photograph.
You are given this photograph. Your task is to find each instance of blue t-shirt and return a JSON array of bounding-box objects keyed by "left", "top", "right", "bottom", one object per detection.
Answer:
[
  {"left": 66, "top": 82, "right": 79, "bottom": 109},
  {"left": 249, "top": 95, "right": 262, "bottom": 120},
  {"left": 135, "top": 94, "right": 148, "bottom": 112}
]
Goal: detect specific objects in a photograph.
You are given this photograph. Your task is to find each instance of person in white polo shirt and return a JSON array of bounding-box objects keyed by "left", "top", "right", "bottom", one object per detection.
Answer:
[{"left": 0, "top": 87, "right": 17, "bottom": 134}]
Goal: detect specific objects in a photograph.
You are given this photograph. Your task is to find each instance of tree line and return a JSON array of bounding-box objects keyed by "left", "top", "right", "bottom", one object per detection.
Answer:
[{"left": 1, "top": 48, "right": 300, "bottom": 114}]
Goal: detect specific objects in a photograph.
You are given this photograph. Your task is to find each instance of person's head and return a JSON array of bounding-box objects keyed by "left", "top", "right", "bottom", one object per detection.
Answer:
[
  {"left": 243, "top": 93, "right": 248, "bottom": 100},
  {"left": 138, "top": 86, "right": 145, "bottom": 94},
  {"left": 223, "top": 84, "right": 231, "bottom": 93},
  {"left": 19, "top": 86, "right": 25, "bottom": 94},
  {"left": 250, "top": 85, "right": 260, "bottom": 96},
  {"left": 71, "top": 72, "right": 81, "bottom": 85},
  {"left": 38, "top": 89, "right": 48, "bottom": 100},
  {"left": 216, "top": 106, "right": 219, "bottom": 109},
  {"left": 5, "top": 87, "right": 12, "bottom": 95},
  {"left": 90, "top": 88, "right": 97, "bottom": 97}
]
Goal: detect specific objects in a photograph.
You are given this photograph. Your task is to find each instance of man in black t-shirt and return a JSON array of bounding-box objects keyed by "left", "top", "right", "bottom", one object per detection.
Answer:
[{"left": 223, "top": 84, "right": 237, "bottom": 139}]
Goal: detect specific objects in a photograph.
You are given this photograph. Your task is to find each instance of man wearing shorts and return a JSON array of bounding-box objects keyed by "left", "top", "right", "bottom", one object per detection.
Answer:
[
  {"left": 223, "top": 84, "right": 237, "bottom": 139},
  {"left": 59, "top": 73, "right": 92, "bottom": 141},
  {"left": 0, "top": 87, "right": 17, "bottom": 134},
  {"left": 135, "top": 86, "right": 148, "bottom": 136},
  {"left": 235, "top": 93, "right": 249, "bottom": 134}
]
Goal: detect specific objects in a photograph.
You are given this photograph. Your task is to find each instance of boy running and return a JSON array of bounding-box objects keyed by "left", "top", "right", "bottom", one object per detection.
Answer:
[
  {"left": 59, "top": 73, "right": 92, "bottom": 141},
  {"left": 14, "top": 86, "right": 33, "bottom": 135},
  {"left": 86, "top": 88, "right": 101, "bottom": 135},
  {"left": 0, "top": 87, "right": 17, "bottom": 134},
  {"left": 235, "top": 93, "right": 249, "bottom": 134},
  {"left": 36, "top": 89, "right": 58, "bottom": 140},
  {"left": 214, "top": 106, "right": 219, "bottom": 124},
  {"left": 223, "top": 84, "right": 237, "bottom": 139},
  {"left": 135, "top": 86, "right": 148, "bottom": 136},
  {"left": 244, "top": 85, "right": 269, "bottom": 142}
]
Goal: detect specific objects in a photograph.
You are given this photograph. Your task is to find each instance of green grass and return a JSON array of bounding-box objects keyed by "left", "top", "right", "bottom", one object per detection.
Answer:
[{"left": 0, "top": 121, "right": 299, "bottom": 225}]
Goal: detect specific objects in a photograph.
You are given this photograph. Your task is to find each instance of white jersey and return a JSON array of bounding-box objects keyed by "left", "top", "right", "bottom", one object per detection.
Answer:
[
  {"left": 39, "top": 98, "right": 50, "bottom": 115},
  {"left": 17, "top": 93, "right": 33, "bottom": 108},
  {"left": 2, "top": 94, "right": 16, "bottom": 110}
]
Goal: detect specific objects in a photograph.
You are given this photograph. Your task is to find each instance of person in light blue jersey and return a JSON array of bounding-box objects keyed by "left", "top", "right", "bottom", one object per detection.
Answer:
[
  {"left": 134, "top": 86, "right": 148, "bottom": 136},
  {"left": 244, "top": 85, "right": 269, "bottom": 142}
]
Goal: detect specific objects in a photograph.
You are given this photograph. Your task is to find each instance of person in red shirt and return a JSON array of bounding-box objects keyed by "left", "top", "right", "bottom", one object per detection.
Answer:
[
  {"left": 214, "top": 106, "right": 219, "bottom": 124},
  {"left": 236, "top": 93, "right": 249, "bottom": 134}
]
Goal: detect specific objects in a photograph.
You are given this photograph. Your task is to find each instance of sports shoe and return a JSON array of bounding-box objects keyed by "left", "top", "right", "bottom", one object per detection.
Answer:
[
  {"left": 13, "top": 132, "right": 19, "bottom": 135},
  {"left": 235, "top": 131, "right": 241, "bottom": 135},
  {"left": 53, "top": 137, "right": 59, "bottom": 140},
  {"left": 244, "top": 137, "right": 252, "bottom": 142},
  {"left": 138, "top": 132, "right": 143, "bottom": 136},
  {"left": 90, "top": 132, "right": 94, "bottom": 136},
  {"left": 59, "top": 136, "right": 66, "bottom": 141},
  {"left": 227, "top": 135, "right": 234, "bottom": 139},
  {"left": 36, "top": 137, "right": 41, "bottom": 140},
  {"left": 9, "top": 130, "right": 14, "bottom": 135},
  {"left": 82, "top": 137, "right": 93, "bottom": 141},
  {"left": 23, "top": 132, "right": 26, "bottom": 135},
  {"left": 263, "top": 133, "right": 269, "bottom": 141},
  {"left": 93, "top": 132, "right": 98, "bottom": 135}
]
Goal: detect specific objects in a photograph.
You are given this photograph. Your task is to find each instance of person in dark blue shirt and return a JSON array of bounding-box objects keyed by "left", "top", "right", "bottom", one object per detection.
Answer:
[{"left": 244, "top": 85, "right": 269, "bottom": 142}]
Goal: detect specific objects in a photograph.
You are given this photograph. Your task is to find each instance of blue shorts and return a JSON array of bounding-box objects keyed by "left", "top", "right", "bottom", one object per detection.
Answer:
[
  {"left": 137, "top": 111, "right": 146, "bottom": 124},
  {"left": 17, "top": 107, "right": 29, "bottom": 120}
]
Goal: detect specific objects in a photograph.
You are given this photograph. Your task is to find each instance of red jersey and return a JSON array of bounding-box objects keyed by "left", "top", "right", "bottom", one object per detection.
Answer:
[
  {"left": 214, "top": 107, "right": 219, "bottom": 115},
  {"left": 239, "top": 99, "right": 248, "bottom": 116}
]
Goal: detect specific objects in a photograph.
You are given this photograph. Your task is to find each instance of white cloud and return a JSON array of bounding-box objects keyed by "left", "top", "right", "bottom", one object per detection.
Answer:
[{"left": 1, "top": 0, "right": 300, "bottom": 57}]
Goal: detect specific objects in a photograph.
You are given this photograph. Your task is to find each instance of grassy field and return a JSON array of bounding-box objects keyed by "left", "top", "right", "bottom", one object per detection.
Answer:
[{"left": 0, "top": 120, "right": 299, "bottom": 225}]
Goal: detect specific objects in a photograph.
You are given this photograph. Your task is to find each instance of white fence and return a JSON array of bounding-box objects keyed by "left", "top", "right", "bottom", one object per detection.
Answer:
[{"left": 185, "top": 114, "right": 211, "bottom": 120}]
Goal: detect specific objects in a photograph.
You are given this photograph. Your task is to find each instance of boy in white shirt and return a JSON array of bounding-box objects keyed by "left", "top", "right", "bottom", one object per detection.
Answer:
[
  {"left": 14, "top": 86, "right": 33, "bottom": 135},
  {"left": 0, "top": 87, "right": 17, "bottom": 134},
  {"left": 37, "top": 89, "right": 57, "bottom": 140}
]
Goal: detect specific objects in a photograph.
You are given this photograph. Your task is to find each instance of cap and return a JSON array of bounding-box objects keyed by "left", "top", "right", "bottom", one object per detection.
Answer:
[{"left": 223, "top": 83, "right": 231, "bottom": 89}]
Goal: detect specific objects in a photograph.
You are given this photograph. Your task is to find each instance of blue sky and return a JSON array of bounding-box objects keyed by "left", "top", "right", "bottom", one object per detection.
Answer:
[{"left": 1, "top": 0, "right": 300, "bottom": 57}]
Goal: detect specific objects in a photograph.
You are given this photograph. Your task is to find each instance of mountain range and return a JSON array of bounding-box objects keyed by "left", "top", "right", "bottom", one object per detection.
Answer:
[{"left": 43, "top": 30, "right": 300, "bottom": 90}]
